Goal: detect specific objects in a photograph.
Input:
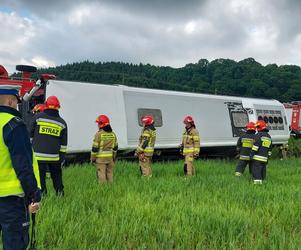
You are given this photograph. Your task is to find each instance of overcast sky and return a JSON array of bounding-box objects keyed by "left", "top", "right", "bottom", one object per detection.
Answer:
[{"left": 1, "top": 0, "right": 301, "bottom": 73}]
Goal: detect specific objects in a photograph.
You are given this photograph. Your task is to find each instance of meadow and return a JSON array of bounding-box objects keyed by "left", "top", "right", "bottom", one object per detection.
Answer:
[{"left": 5, "top": 159, "right": 301, "bottom": 249}]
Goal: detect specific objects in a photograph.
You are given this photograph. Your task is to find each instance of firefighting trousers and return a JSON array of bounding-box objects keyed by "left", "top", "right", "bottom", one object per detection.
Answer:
[
  {"left": 96, "top": 160, "right": 114, "bottom": 183},
  {"left": 0, "top": 196, "right": 29, "bottom": 250},
  {"left": 235, "top": 160, "right": 253, "bottom": 174},
  {"left": 184, "top": 154, "right": 195, "bottom": 176},
  {"left": 252, "top": 160, "right": 267, "bottom": 180},
  {"left": 38, "top": 162, "right": 64, "bottom": 195},
  {"left": 139, "top": 156, "right": 152, "bottom": 176}
]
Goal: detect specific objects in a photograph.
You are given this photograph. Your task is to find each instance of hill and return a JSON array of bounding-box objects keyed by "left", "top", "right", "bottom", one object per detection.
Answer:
[{"left": 31, "top": 58, "right": 301, "bottom": 102}]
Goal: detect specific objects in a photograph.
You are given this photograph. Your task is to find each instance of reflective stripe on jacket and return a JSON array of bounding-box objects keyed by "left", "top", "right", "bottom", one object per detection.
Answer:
[{"left": 182, "top": 127, "right": 200, "bottom": 155}]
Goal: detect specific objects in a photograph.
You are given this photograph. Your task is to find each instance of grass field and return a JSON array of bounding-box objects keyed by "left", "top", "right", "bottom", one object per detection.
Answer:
[{"left": 5, "top": 159, "right": 301, "bottom": 249}]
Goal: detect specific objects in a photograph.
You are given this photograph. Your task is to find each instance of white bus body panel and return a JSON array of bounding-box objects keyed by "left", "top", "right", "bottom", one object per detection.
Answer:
[
  {"left": 46, "top": 80, "right": 290, "bottom": 153},
  {"left": 46, "top": 80, "right": 128, "bottom": 153}
]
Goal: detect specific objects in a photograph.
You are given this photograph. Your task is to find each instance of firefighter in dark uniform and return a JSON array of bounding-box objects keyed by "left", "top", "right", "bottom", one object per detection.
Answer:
[
  {"left": 181, "top": 115, "right": 200, "bottom": 176},
  {"left": 0, "top": 85, "right": 41, "bottom": 250},
  {"left": 91, "top": 115, "right": 118, "bottom": 183},
  {"left": 135, "top": 116, "right": 156, "bottom": 177},
  {"left": 30, "top": 96, "right": 68, "bottom": 195},
  {"left": 234, "top": 122, "right": 256, "bottom": 176},
  {"left": 250, "top": 120, "right": 272, "bottom": 184}
]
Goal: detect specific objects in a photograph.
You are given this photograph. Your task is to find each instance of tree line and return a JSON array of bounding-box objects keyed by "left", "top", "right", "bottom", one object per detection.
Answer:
[{"left": 29, "top": 58, "right": 301, "bottom": 102}]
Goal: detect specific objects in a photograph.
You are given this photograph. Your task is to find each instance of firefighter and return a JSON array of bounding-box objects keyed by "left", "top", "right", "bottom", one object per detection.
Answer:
[
  {"left": 181, "top": 115, "right": 200, "bottom": 176},
  {"left": 250, "top": 120, "right": 272, "bottom": 184},
  {"left": 280, "top": 143, "right": 289, "bottom": 160},
  {"left": 32, "top": 103, "right": 46, "bottom": 114},
  {"left": 234, "top": 122, "right": 256, "bottom": 176},
  {"left": 90, "top": 115, "right": 118, "bottom": 183},
  {"left": 135, "top": 116, "right": 156, "bottom": 177},
  {"left": 30, "top": 96, "right": 68, "bottom": 196},
  {"left": 0, "top": 85, "right": 41, "bottom": 250}
]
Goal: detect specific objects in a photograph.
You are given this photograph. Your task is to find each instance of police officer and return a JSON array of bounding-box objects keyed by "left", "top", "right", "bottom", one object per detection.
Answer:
[
  {"left": 91, "top": 115, "right": 118, "bottom": 183},
  {"left": 250, "top": 120, "right": 272, "bottom": 184},
  {"left": 30, "top": 96, "right": 67, "bottom": 195},
  {"left": 0, "top": 85, "right": 41, "bottom": 250},
  {"left": 135, "top": 116, "right": 156, "bottom": 177},
  {"left": 234, "top": 122, "right": 256, "bottom": 176},
  {"left": 181, "top": 115, "right": 200, "bottom": 176}
]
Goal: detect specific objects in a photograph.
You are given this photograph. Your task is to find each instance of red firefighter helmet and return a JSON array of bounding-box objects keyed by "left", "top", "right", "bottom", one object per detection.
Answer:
[
  {"left": 45, "top": 96, "right": 60, "bottom": 109},
  {"left": 256, "top": 120, "right": 267, "bottom": 131},
  {"left": 33, "top": 103, "right": 46, "bottom": 113},
  {"left": 246, "top": 121, "right": 256, "bottom": 130},
  {"left": 142, "top": 115, "right": 154, "bottom": 126},
  {"left": 183, "top": 115, "right": 194, "bottom": 124},
  {"left": 96, "top": 115, "right": 110, "bottom": 128}
]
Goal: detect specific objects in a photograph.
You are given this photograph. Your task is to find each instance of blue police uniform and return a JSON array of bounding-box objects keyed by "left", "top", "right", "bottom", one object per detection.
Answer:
[{"left": 0, "top": 87, "right": 41, "bottom": 250}]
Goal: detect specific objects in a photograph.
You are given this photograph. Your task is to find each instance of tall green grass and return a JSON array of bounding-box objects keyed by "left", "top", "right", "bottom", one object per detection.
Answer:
[{"left": 2, "top": 159, "right": 301, "bottom": 249}]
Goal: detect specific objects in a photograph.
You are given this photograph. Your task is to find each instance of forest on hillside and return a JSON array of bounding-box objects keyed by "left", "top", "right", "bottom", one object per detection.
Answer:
[{"left": 31, "top": 58, "right": 301, "bottom": 102}]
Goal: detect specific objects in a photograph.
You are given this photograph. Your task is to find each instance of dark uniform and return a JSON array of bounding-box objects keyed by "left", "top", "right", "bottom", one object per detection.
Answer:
[
  {"left": 136, "top": 124, "right": 156, "bottom": 177},
  {"left": 30, "top": 108, "right": 67, "bottom": 195},
  {"left": 0, "top": 104, "right": 41, "bottom": 250},
  {"left": 91, "top": 125, "right": 118, "bottom": 183},
  {"left": 250, "top": 130, "right": 272, "bottom": 184},
  {"left": 235, "top": 130, "right": 256, "bottom": 176}
]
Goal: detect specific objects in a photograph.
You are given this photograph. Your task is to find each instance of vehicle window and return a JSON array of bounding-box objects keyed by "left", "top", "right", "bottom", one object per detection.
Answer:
[
  {"left": 137, "top": 108, "right": 163, "bottom": 127},
  {"left": 232, "top": 112, "right": 249, "bottom": 128}
]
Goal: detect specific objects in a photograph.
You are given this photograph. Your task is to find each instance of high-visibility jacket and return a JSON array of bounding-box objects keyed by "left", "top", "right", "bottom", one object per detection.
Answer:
[
  {"left": 182, "top": 127, "right": 200, "bottom": 156},
  {"left": 30, "top": 109, "right": 67, "bottom": 162},
  {"left": 91, "top": 129, "right": 118, "bottom": 162},
  {"left": 237, "top": 131, "right": 256, "bottom": 160},
  {"left": 0, "top": 112, "right": 40, "bottom": 197},
  {"left": 251, "top": 131, "right": 272, "bottom": 163},
  {"left": 136, "top": 125, "right": 156, "bottom": 157}
]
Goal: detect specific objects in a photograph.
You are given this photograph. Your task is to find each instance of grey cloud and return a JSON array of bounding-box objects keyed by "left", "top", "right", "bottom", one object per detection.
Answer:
[
  {"left": 1, "top": 0, "right": 301, "bottom": 70},
  {"left": 2, "top": 0, "right": 208, "bottom": 21}
]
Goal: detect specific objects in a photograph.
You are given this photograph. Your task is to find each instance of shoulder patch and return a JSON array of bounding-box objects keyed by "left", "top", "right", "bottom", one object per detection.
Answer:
[{"left": 3, "top": 117, "right": 25, "bottom": 135}]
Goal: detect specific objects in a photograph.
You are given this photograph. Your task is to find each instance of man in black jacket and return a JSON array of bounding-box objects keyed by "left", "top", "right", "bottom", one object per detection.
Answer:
[
  {"left": 250, "top": 120, "right": 272, "bottom": 184},
  {"left": 0, "top": 86, "right": 41, "bottom": 250},
  {"left": 30, "top": 96, "right": 67, "bottom": 195},
  {"left": 235, "top": 122, "right": 256, "bottom": 176}
]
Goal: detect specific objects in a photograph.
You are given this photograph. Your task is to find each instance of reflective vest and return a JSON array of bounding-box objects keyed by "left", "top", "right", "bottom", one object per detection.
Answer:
[
  {"left": 182, "top": 127, "right": 200, "bottom": 155},
  {"left": 0, "top": 113, "right": 40, "bottom": 197}
]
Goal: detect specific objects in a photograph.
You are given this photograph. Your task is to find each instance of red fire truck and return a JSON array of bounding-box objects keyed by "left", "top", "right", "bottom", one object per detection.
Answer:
[
  {"left": 0, "top": 64, "right": 55, "bottom": 126},
  {"left": 285, "top": 102, "right": 301, "bottom": 137}
]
